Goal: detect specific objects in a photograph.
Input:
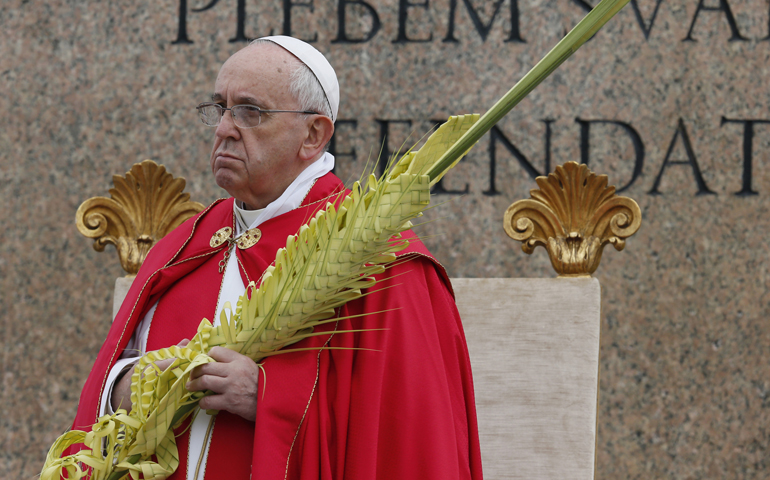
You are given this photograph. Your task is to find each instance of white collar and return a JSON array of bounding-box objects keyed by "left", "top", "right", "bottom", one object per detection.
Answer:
[{"left": 233, "top": 152, "right": 335, "bottom": 233}]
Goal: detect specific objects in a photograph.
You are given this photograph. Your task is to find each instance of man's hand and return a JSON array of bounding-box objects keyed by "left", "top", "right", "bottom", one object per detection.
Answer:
[
  {"left": 186, "top": 347, "right": 260, "bottom": 422},
  {"left": 110, "top": 339, "right": 189, "bottom": 413}
]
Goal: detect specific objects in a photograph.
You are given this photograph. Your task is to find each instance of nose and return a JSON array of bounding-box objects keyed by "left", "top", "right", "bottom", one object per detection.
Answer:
[{"left": 215, "top": 108, "right": 240, "bottom": 140}]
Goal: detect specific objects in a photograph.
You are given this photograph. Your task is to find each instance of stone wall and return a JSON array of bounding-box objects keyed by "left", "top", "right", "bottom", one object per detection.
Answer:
[{"left": 2, "top": 0, "right": 769, "bottom": 477}]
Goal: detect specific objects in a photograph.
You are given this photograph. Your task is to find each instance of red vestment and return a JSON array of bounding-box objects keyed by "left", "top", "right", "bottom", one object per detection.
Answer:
[{"left": 71, "top": 173, "right": 483, "bottom": 479}]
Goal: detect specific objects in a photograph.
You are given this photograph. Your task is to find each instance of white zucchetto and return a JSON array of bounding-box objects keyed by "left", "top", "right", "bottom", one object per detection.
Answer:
[{"left": 259, "top": 35, "right": 340, "bottom": 123}]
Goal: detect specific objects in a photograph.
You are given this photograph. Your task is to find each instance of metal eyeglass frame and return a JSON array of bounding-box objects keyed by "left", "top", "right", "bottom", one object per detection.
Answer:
[{"left": 196, "top": 102, "right": 319, "bottom": 128}]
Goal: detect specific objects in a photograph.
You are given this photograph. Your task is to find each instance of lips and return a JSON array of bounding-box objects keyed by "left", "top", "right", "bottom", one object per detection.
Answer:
[
  {"left": 213, "top": 152, "right": 245, "bottom": 169},
  {"left": 215, "top": 152, "right": 242, "bottom": 161}
]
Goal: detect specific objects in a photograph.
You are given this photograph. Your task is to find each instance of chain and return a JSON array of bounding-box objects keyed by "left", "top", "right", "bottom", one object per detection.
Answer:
[{"left": 218, "top": 241, "right": 235, "bottom": 274}]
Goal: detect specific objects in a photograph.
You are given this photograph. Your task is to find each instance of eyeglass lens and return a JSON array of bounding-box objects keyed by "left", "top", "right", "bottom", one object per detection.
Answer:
[{"left": 198, "top": 104, "right": 262, "bottom": 128}]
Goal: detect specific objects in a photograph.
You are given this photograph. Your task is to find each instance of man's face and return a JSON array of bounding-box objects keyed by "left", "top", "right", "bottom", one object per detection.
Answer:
[{"left": 210, "top": 44, "right": 311, "bottom": 209}]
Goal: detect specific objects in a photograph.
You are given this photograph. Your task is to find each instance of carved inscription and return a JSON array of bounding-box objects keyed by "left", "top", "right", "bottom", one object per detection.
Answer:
[
  {"left": 328, "top": 116, "right": 770, "bottom": 197},
  {"left": 173, "top": 0, "right": 768, "bottom": 44}
]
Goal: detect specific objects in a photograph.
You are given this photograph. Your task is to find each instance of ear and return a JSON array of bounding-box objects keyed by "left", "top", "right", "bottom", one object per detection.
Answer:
[{"left": 298, "top": 115, "right": 335, "bottom": 162}]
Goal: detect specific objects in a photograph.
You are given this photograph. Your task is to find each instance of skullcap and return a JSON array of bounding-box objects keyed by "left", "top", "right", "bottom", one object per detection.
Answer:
[{"left": 259, "top": 35, "right": 339, "bottom": 122}]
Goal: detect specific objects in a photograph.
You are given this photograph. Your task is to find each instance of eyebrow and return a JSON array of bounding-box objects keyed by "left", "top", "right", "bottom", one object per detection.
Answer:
[{"left": 210, "top": 93, "right": 264, "bottom": 107}]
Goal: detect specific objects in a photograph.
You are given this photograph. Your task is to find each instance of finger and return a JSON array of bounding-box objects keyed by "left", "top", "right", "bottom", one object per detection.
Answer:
[
  {"left": 197, "top": 386, "right": 257, "bottom": 421},
  {"left": 189, "top": 362, "right": 230, "bottom": 381},
  {"left": 207, "top": 346, "right": 248, "bottom": 363},
  {"left": 187, "top": 373, "right": 228, "bottom": 393},
  {"left": 141, "top": 358, "right": 174, "bottom": 378},
  {"left": 154, "top": 358, "right": 176, "bottom": 371},
  {"left": 198, "top": 393, "right": 227, "bottom": 412}
]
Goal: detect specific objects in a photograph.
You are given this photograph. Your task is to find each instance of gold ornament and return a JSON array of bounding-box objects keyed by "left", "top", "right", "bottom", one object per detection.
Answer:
[
  {"left": 503, "top": 161, "right": 642, "bottom": 277},
  {"left": 210, "top": 227, "right": 233, "bottom": 248},
  {"left": 211, "top": 226, "right": 262, "bottom": 274},
  {"left": 75, "top": 160, "right": 205, "bottom": 275},
  {"left": 236, "top": 227, "right": 261, "bottom": 249}
]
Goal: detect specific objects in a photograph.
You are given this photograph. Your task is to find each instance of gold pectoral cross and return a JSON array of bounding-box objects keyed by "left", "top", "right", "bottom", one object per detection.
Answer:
[{"left": 210, "top": 226, "right": 262, "bottom": 273}]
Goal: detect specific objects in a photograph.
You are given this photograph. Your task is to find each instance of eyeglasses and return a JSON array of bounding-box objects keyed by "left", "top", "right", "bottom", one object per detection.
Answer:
[{"left": 196, "top": 102, "right": 319, "bottom": 128}]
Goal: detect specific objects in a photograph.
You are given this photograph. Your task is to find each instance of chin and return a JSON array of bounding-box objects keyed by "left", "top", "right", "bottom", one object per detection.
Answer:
[{"left": 214, "top": 169, "right": 246, "bottom": 195}]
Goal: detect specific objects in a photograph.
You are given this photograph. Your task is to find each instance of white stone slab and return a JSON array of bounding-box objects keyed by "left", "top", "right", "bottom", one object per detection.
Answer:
[
  {"left": 112, "top": 276, "right": 134, "bottom": 321},
  {"left": 451, "top": 277, "right": 601, "bottom": 480}
]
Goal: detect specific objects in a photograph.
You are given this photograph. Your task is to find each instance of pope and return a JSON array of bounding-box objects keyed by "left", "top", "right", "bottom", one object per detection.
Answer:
[{"left": 68, "top": 36, "right": 483, "bottom": 480}]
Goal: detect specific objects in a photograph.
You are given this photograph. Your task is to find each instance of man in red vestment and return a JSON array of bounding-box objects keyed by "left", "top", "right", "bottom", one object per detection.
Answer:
[{"left": 71, "top": 35, "right": 483, "bottom": 479}]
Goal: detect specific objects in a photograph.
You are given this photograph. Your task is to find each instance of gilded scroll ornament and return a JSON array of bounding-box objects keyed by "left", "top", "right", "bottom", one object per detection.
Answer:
[
  {"left": 75, "top": 160, "right": 205, "bottom": 275},
  {"left": 503, "top": 161, "right": 642, "bottom": 277}
]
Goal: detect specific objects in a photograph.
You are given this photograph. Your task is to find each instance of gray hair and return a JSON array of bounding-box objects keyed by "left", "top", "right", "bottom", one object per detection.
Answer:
[
  {"left": 249, "top": 39, "right": 333, "bottom": 119},
  {"left": 289, "top": 62, "right": 333, "bottom": 119}
]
